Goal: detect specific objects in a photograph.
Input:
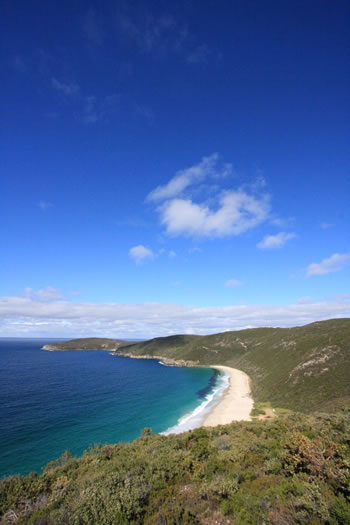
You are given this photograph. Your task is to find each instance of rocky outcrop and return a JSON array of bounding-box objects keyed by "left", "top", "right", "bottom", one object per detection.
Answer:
[{"left": 114, "top": 351, "right": 200, "bottom": 368}]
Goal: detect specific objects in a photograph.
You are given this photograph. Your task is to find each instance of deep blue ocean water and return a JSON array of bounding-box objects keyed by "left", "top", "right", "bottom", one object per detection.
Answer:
[{"left": 0, "top": 339, "right": 219, "bottom": 478}]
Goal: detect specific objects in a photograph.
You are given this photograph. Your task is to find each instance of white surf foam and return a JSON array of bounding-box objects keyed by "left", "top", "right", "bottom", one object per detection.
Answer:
[{"left": 162, "top": 369, "right": 230, "bottom": 435}]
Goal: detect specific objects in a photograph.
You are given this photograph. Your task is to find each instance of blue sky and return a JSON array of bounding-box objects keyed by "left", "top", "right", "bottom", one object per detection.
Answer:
[{"left": 1, "top": 0, "right": 349, "bottom": 338}]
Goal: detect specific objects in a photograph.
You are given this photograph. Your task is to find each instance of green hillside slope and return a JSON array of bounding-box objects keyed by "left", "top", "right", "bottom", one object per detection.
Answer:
[{"left": 117, "top": 318, "right": 350, "bottom": 413}]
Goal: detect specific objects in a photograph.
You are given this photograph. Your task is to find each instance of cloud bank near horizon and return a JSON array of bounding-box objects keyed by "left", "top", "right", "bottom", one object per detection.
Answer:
[{"left": 1, "top": 294, "right": 349, "bottom": 339}]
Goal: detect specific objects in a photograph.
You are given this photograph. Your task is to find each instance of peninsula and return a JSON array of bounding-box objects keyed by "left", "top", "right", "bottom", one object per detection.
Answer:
[{"left": 42, "top": 337, "right": 134, "bottom": 351}]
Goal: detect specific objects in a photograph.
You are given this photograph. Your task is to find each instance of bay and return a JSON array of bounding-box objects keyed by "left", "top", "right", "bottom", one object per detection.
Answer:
[{"left": 0, "top": 339, "right": 216, "bottom": 478}]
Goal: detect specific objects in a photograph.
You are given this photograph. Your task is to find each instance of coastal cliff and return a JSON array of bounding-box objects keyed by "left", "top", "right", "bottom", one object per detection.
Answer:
[{"left": 114, "top": 351, "right": 200, "bottom": 367}]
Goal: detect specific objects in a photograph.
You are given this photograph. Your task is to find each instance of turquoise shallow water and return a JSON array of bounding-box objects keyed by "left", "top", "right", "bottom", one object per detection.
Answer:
[{"left": 0, "top": 339, "right": 219, "bottom": 478}]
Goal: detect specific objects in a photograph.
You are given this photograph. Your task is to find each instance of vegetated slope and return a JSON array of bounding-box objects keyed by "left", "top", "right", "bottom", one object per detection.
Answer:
[
  {"left": 43, "top": 337, "right": 134, "bottom": 351},
  {"left": 1, "top": 411, "right": 349, "bottom": 524},
  {"left": 117, "top": 319, "right": 350, "bottom": 413}
]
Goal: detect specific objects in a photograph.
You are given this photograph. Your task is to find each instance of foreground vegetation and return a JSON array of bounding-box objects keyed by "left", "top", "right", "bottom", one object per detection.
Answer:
[{"left": 1, "top": 411, "right": 349, "bottom": 524}]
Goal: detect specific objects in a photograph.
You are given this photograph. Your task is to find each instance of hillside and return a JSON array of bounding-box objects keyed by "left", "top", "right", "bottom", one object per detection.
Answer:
[
  {"left": 116, "top": 318, "right": 350, "bottom": 414},
  {"left": 1, "top": 411, "right": 349, "bottom": 524},
  {"left": 42, "top": 337, "right": 135, "bottom": 351}
]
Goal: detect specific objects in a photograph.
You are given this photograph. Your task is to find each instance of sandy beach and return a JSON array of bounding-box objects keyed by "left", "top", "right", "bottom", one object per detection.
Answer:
[{"left": 203, "top": 365, "right": 253, "bottom": 427}]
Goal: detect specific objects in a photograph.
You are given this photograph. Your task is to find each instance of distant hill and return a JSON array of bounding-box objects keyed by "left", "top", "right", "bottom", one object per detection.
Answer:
[
  {"left": 116, "top": 318, "right": 350, "bottom": 414},
  {"left": 42, "top": 337, "right": 135, "bottom": 351}
]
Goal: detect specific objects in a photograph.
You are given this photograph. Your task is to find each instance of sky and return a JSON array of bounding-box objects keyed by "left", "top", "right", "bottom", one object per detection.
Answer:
[{"left": 1, "top": 0, "right": 349, "bottom": 339}]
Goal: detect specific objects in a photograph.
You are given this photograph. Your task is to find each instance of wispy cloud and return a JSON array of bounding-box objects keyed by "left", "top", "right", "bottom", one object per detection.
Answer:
[
  {"left": 38, "top": 201, "right": 53, "bottom": 211},
  {"left": 22, "top": 287, "right": 62, "bottom": 302},
  {"left": 187, "top": 44, "right": 211, "bottom": 64},
  {"left": 82, "top": 96, "right": 98, "bottom": 123},
  {"left": 297, "top": 296, "right": 313, "bottom": 304},
  {"left": 117, "top": 6, "right": 216, "bottom": 64},
  {"left": 134, "top": 104, "right": 155, "bottom": 123},
  {"left": 129, "top": 245, "right": 154, "bottom": 264},
  {"left": 51, "top": 76, "right": 120, "bottom": 124},
  {"left": 147, "top": 154, "right": 231, "bottom": 202},
  {"left": 147, "top": 154, "right": 269, "bottom": 239},
  {"left": 1, "top": 295, "right": 349, "bottom": 339},
  {"left": 83, "top": 8, "right": 103, "bottom": 45},
  {"left": 119, "top": 12, "right": 176, "bottom": 56},
  {"left": 52, "top": 77, "right": 80, "bottom": 96},
  {"left": 81, "top": 93, "right": 120, "bottom": 124},
  {"left": 257, "top": 232, "right": 296, "bottom": 249},
  {"left": 11, "top": 55, "right": 26, "bottom": 73},
  {"left": 225, "top": 279, "right": 242, "bottom": 287},
  {"left": 306, "top": 253, "right": 350, "bottom": 277}
]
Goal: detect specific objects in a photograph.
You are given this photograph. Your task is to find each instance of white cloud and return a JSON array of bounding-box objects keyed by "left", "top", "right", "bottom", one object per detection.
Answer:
[
  {"left": 306, "top": 253, "right": 350, "bottom": 277},
  {"left": 52, "top": 77, "right": 80, "bottom": 96},
  {"left": 129, "top": 245, "right": 154, "bottom": 263},
  {"left": 225, "top": 279, "right": 242, "bottom": 287},
  {"left": 147, "top": 153, "right": 230, "bottom": 202},
  {"left": 0, "top": 295, "right": 349, "bottom": 339},
  {"left": 147, "top": 154, "right": 270, "bottom": 239},
  {"left": 160, "top": 191, "right": 269, "bottom": 238},
  {"left": 168, "top": 250, "right": 176, "bottom": 258},
  {"left": 257, "top": 232, "right": 296, "bottom": 249}
]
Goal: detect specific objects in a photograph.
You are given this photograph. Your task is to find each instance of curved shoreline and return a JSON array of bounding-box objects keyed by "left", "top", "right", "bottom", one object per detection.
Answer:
[
  {"left": 43, "top": 346, "right": 253, "bottom": 429},
  {"left": 203, "top": 365, "right": 253, "bottom": 426}
]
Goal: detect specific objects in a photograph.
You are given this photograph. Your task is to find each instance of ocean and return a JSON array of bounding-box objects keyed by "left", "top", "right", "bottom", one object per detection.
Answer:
[{"left": 0, "top": 339, "right": 228, "bottom": 479}]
